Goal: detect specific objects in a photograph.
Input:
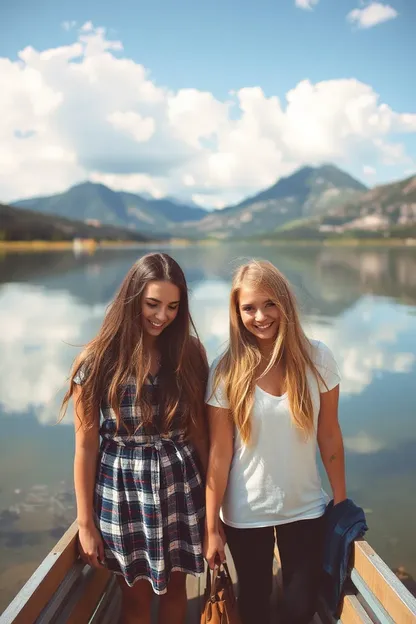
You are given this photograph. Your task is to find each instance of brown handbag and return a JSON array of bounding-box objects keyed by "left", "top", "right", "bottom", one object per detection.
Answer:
[{"left": 200, "top": 562, "right": 241, "bottom": 624}]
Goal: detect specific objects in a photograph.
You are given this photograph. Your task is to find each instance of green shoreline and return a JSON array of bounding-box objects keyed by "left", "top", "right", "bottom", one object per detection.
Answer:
[
  {"left": 0, "top": 236, "right": 416, "bottom": 253},
  {"left": 0, "top": 239, "right": 174, "bottom": 253}
]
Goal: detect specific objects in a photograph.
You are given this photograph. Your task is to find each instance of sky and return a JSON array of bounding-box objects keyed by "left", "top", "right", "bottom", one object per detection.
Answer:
[{"left": 0, "top": 0, "right": 415, "bottom": 208}]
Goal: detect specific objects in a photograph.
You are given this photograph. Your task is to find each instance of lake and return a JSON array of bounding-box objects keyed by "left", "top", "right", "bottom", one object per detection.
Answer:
[{"left": 0, "top": 243, "right": 416, "bottom": 611}]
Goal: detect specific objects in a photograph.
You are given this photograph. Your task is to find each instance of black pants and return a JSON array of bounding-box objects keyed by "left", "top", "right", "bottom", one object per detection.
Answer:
[{"left": 224, "top": 515, "right": 325, "bottom": 624}]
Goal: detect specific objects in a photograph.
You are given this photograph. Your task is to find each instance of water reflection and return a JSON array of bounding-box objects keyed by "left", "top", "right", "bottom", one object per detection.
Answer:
[
  {"left": 0, "top": 283, "right": 107, "bottom": 422},
  {"left": 1, "top": 264, "right": 414, "bottom": 423},
  {"left": 0, "top": 244, "right": 415, "bottom": 609},
  {"left": 306, "top": 296, "right": 415, "bottom": 395}
]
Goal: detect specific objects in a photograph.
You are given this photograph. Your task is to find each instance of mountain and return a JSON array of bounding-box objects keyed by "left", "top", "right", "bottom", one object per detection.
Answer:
[
  {"left": 265, "top": 173, "right": 416, "bottom": 240},
  {"left": 117, "top": 192, "right": 206, "bottom": 226},
  {"left": 12, "top": 182, "right": 207, "bottom": 235},
  {"left": 320, "top": 173, "right": 416, "bottom": 230},
  {"left": 9, "top": 166, "right": 415, "bottom": 242},
  {"left": 234, "top": 164, "right": 366, "bottom": 210},
  {"left": 148, "top": 197, "right": 207, "bottom": 222},
  {"left": 0, "top": 203, "right": 151, "bottom": 243},
  {"left": 176, "top": 164, "right": 368, "bottom": 239}
]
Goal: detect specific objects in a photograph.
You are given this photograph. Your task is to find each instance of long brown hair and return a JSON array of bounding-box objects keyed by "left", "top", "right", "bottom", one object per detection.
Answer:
[
  {"left": 213, "top": 260, "right": 325, "bottom": 444},
  {"left": 61, "top": 252, "right": 207, "bottom": 435}
]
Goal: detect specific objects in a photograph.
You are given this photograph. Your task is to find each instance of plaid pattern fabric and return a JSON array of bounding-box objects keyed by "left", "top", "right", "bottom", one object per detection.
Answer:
[{"left": 73, "top": 369, "right": 205, "bottom": 593}]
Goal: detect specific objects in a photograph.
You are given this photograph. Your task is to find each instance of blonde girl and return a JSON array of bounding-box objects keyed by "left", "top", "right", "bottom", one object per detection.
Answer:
[{"left": 204, "top": 260, "right": 346, "bottom": 624}]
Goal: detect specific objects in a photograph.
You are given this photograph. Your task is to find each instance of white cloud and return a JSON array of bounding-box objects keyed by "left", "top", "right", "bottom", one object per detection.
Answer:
[
  {"left": 62, "top": 21, "right": 77, "bottom": 31},
  {"left": 347, "top": 3, "right": 398, "bottom": 29},
  {"left": 107, "top": 111, "right": 155, "bottom": 143},
  {"left": 80, "top": 21, "right": 94, "bottom": 32},
  {"left": 374, "top": 139, "right": 409, "bottom": 166},
  {"left": 168, "top": 89, "right": 231, "bottom": 148},
  {"left": 89, "top": 171, "right": 166, "bottom": 198},
  {"left": 295, "top": 0, "right": 319, "bottom": 9},
  {"left": 191, "top": 194, "right": 228, "bottom": 210},
  {"left": 363, "top": 165, "right": 376, "bottom": 176},
  {"left": 0, "top": 23, "right": 415, "bottom": 208}
]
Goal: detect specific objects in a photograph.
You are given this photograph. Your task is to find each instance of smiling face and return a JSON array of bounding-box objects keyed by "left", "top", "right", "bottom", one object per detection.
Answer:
[
  {"left": 141, "top": 280, "right": 180, "bottom": 339},
  {"left": 238, "top": 285, "right": 280, "bottom": 344}
]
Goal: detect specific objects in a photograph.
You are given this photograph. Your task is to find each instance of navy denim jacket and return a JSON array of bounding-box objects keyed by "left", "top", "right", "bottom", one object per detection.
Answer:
[{"left": 321, "top": 498, "right": 368, "bottom": 615}]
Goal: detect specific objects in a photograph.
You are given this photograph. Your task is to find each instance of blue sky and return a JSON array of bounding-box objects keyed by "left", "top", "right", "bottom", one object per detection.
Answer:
[{"left": 0, "top": 0, "right": 415, "bottom": 207}]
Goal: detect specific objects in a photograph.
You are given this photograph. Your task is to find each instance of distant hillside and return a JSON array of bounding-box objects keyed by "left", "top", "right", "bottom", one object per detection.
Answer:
[
  {"left": 145, "top": 197, "right": 207, "bottom": 223},
  {"left": 320, "top": 174, "right": 416, "bottom": 230},
  {"left": 176, "top": 164, "right": 368, "bottom": 239},
  {"left": 235, "top": 164, "right": 366, "bottom": 210},
  {"left": 0, "top": 203, "right": 151, "bottom": 242},
  {"left": 12, "top": 182, "right": 207, "bottom": 235},
  {"left": 9, "top": 166, "right": 415, "bottom": 242},
  {"left": 262, "top": 174, "right": 416, "bottom": 241}
]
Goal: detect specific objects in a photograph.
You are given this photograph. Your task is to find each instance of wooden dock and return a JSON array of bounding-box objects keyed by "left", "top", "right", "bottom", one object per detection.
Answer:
[{"left": 1, "top": 520, "right": 416, "bottom": 624}]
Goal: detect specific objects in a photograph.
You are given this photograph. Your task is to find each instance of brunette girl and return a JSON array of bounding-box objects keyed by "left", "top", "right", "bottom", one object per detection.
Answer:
[
  {"left": 61, "top": 253, "right": 208, "bottom": 624},
  {"left": 204, "top": 260, "right": 346, "bottom": 624}
]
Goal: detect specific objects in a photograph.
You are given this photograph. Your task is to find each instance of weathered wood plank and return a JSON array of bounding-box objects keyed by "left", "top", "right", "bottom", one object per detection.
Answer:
[
  {"left": 0, "top": 521, "right": 79, "bottom": 624},
  {"left": 186, "top": 572, "right": 202, "bottom": 624},
  {"left": 353, "top": 541, "right": 416, "bottom": 624},
  {"left": 89, "top": 577, "right": 118, "bottom": 623},
  {"left": 340, "top": 595, "right": 374, "bottom": 624},
  {"left": 186, "top": 572, "right": 201, "bottom": 601},
  {"left": 3, "top": 522, "right": 415, "bottom": 624},
  {"left": 54, "top": 568, "right": 96, "bottom": 622},
  {"left": 65, "top": 568, "right": 111, "bottom": 624},
  {"left": 36, "top": 560, "right": 86, "bottom": 624},
  {"left": 99, "top": 588, "right": 122, "bottom": 624}
]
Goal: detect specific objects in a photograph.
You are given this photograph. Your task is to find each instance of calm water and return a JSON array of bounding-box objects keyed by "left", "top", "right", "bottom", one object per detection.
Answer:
[{"left": 1, "top": 243, "right": 416, "bottom": 610}]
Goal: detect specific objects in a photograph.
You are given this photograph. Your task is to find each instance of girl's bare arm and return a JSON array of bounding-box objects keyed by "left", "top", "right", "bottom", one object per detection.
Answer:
[
  {"left": 317, "top": 384, "right": 347, "bottom": 505},
  {"left": 73, "top": 384, "right": 104, "bottom": 567}
]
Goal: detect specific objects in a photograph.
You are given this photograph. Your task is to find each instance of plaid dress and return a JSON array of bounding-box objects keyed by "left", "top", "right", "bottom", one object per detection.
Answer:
[{"left": 73, "top": 369, "right": 205, "bottom": 594}]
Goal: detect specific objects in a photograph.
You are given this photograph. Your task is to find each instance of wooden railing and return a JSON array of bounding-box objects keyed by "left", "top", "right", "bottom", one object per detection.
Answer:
[
  {"left": 0, "top": 521, "right": 120, "bottom": 624},
  {"left": 278, "top": 539, "right": 416, "bottom": 624},
  {"left": 318, "top": 540, "right": 416, "bottom": 623},
  {"left": 1, "top": 523, "right": 416, "bottom": 623}
]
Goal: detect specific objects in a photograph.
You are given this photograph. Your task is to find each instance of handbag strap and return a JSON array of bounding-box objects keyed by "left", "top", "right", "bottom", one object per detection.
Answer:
[
  {"left": 208, "top": 561, "right": 234, "bottom": 602},
  {"left": 205, "top": 564, "right": 212, "bottom": 598},
  {"left": 221, "top": 562, "right": 237, "bottom": 602}
]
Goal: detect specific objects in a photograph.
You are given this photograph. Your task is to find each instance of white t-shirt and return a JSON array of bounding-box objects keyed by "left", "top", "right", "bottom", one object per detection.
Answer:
[{"left": 205, "top": 340, "right": 341, "bottom": 528}]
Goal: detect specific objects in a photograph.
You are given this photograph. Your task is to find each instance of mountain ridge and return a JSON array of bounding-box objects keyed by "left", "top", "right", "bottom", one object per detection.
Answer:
[
  {"left": 12, "top": 181, "right": 207, "bottom": 236},
  {"left": 174, "top": 164, "right": 370, "bottom": 238},
  {"left": 225, "top": 164, "right": 367, "bottom": 214},
  {"left": 8, "top": 165, "right": 416, "bottom": 240}
]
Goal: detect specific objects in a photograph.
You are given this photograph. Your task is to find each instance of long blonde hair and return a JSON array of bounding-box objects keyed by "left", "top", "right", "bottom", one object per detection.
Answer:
[
  {"left": 60, "top": 252, "right": 207, "bottom": 435},
  {"left": 213, "top": 260, "right": 325, "bottom": 444}
]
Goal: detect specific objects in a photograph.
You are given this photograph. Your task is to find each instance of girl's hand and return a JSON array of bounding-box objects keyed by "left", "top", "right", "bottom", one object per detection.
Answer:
[
  {"left": 204, "top": 530, "right": 226, "bottom": 570},
  {"left": 78, "top": 523, "right": 105, "bottom": 568}
]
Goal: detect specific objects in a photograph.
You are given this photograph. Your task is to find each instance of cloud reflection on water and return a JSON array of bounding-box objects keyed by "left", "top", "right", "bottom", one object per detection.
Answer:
[
  {"left": 305, "top": 295, "right": 415, "bottom": 395},
  {"left": 1, "top": 272, "right": 415, "bottom": 429},
  {"left": 0, "top": 283, "right": 107, "bottom": 423}
]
